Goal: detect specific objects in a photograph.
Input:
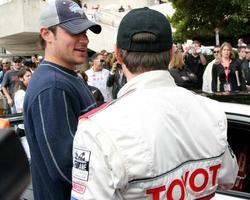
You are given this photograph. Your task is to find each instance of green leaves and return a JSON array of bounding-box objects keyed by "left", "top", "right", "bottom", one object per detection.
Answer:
[{"left": 170, "top": 0, "right": 249, "bottom": 43}]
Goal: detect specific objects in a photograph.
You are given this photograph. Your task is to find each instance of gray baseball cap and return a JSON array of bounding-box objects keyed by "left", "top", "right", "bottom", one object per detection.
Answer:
[{"left": 39, "top": 0, "right": 101, "bottom": 34}]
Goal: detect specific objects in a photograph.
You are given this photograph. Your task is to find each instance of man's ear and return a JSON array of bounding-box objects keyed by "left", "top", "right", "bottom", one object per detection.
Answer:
[
  {"left": 114, "top": 44, "right": 123, "bottom": 65},
  {"left": 40, "top": 27, "right": 53, "bottom": 44}
]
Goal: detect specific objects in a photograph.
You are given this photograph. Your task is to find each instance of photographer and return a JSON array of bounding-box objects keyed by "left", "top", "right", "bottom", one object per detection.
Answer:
[
  {"left": 107, "top": 62, "right": 127, "bottom": 99},
  {"left": 184, "top": 40, "right": 207, "bottom": 89}
]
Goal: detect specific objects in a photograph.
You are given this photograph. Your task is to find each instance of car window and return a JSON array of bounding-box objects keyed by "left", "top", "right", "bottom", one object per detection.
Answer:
[{"left": 217, "top": 112, "right": 250, "bottom": 199}]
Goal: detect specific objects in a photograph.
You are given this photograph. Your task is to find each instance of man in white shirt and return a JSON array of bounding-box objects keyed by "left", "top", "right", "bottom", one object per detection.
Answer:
[{"left": 85, "top": 53, "right": 112, "bottom": 101}]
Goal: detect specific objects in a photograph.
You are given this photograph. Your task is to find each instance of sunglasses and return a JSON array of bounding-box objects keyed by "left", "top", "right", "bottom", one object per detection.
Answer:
[
  {"left": 98, "top": 59, "right": 105, "bottom": 63},
  {"left": 2, "top": 62, "right": 9, "bottom": 64},
  {"left": 213, "top": 51, "right": 219, "bottom": 53},
  {"left": 14, "top": 60, "right": 21, "bottom": 63}
]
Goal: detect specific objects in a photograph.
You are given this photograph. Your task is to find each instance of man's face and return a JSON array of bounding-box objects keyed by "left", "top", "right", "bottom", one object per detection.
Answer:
[
  {"left": 47, "top": 27, "right": 89, "bottom": 69},
  {"left": 93, "top": 55, "right": 105, "bottom": 72},
  {"left": 2, "top": 61, "right": 10, "bottom": 71},
  {"left": 191, "top": 43, "right": 201, "bottom": 55},
  {"left": 14, "top": 60, "right": 22, "bottom": 70},
  {"left": 238, "top": 48, "right": 246, "bottom": 59}
]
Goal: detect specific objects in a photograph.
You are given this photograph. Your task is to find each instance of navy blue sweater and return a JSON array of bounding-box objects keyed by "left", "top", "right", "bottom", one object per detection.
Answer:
[{"left": 24, "top": 61, "right": 96, "bottom": 200}]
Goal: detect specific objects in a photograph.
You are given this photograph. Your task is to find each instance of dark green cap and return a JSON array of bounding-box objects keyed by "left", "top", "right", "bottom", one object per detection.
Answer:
[{"left": 117, "top": 7, "right": 172, "bottom": 52}]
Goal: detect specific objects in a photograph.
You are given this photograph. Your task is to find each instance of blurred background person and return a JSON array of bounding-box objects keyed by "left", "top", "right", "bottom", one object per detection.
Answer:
[
  {"left": 235, "top": 46, "right": 247, "bottom": 91},
  {"left": 79, "top": 70, "right": 104, "bottom": 106},
  {"left": 23, "top": 59, "right": 38, "bottom": 73},
  {"left": 242, "top": 45, "right": 250, "bottom": 92},
  {"left": 212, "top": 42, "right": 240, "bottom": 93},
  {"left": 169, "top": 51, "right": 197, "bottom": 90},
  {"left": 107, "top": 61, "right": 127, "bottom": 99},
  {"left": 100, "top": 49, "right": 112, "bottom": 70},
  {"left": 85, "top": 53, "right": 113, "bottom": 101},
  {"left": 1, "top": 56, "right": 23, "bottom": 113},
  {"left": 202, "top": 45, "right": 220, "bottom": 93},
  {"left": 184, "top": 40, "right": 207, "bottom": 90},
  {"left": 0, "top": 58, "right": 11, "bottom": 86},
  {"left": 14, "top": 67, "right": 32, "bottom": 113}
]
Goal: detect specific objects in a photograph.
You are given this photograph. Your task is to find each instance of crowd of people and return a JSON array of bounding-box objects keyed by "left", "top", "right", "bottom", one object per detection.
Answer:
[
  {"left": 0, "top": 24, "right": 249, "bottom": 117},
  {"left": 1, "top": 0, "right": 247, "bottom": 199},
  {"left": 0, "top": 55, "right": 39, "bottom": 114},
  {"left": 169, "top": 40, "right": 250, "bottom": 94}
]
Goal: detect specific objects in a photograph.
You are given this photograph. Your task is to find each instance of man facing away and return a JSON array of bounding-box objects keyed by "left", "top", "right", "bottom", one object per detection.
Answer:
[
  {"left": 24, "top": 0, "right": 101, "bottom": 199},
  {"left": 71, "top": 8, "right": 238, "bottom": 200}
]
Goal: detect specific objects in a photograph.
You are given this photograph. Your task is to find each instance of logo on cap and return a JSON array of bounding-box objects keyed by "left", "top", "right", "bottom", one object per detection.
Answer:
[{"left": 69, "top": 2, "right": 84, "bottom": 15}]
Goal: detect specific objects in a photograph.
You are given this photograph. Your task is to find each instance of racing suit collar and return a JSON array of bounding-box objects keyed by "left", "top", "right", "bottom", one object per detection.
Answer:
[{"left": 117, "top": 70, "right": 176, "bottom": 98}]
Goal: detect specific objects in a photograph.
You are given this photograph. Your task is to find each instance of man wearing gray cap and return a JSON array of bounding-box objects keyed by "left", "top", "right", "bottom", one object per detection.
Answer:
[
  {"left": 23, "top": 0, "right": 101, "bottom": 199},
  {"left": 71, "top": 7, "right": 238, "bottom": 199}
]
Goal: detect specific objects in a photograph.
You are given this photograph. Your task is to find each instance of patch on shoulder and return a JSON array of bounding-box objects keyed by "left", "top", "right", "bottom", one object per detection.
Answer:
[
  {"left": 73, "top": 148, "right": 91, "bottom": 181},
  {"left": 79, "top": 102, "right": 110, "bottom": 120}
]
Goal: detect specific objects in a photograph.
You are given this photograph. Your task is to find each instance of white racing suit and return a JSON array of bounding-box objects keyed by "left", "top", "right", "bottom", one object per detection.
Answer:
[{"left": 71, "top": 70, "right": 238, "bottom": 200}]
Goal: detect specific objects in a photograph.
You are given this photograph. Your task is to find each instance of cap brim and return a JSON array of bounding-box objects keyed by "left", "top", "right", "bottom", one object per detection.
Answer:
[{"left": 60, "top": 18, "right": 102, "bottom": 34}]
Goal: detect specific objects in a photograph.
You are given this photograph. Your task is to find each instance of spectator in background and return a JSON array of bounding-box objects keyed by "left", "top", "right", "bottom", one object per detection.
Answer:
[
  {"left": 202, "top": 45, "right": 220, "bottom": 93},
  {"left": 100, "top": 49, "right": 112, "bottom": 70},
  {"left": 71, "top": 7, "right": 238, "bottom": 200},
  {"left": 235, "top": 46, "right": 247, "bottom": 91},
  {"left": 79, "top": 70, "right": 104, "bottom": 105},
  {"left": 212, "top": 42, "right": 240, "bottom": 93},
  {"left": 242, "top": 45, "right": 250, "bottom": 92},
  {"left": 176, "top": 43, "right": 184, "bottom": 52},
  {"left": 23, "top": 0, "right": 101, "bottom": 199},
  {"left": 85, "top": 53, "right": 113, "bottom": 101},
  {"left": 23, "top": 59, "right": 37, "bottom": 73},
  {"left": 169, "top": 51, "right": 197, "bottom": 89},
  {"left": 0, "top": 58, "right": 11, "bottom": 85},
  {"left": 184, "top": 40, "right": 207, "bottom": 89},
  {"left": 31, "top": 54, "right": 39, "bottom": 67},
  {"left": 2, "top": 56, "right": 23, "bottom": 113},
  {"left": 107, "top": 62, "right": 127, "bottom": 99},
  {"left": 14, "top": 67, "right": 32, "bottom": 113},
  {"left": 235, "top": 46, "right": 246, "bottom": 68}
]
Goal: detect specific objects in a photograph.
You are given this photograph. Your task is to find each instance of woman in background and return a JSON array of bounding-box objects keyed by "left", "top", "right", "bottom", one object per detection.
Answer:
[
  {"left": 14, "top": 67, "right": 32, "bottom": 113},
  {"left": 169, "top": 51, "right": 197, "bottom": 90},
  {"left": 212, "top": 42, "right": 240, "bottom": 93}
]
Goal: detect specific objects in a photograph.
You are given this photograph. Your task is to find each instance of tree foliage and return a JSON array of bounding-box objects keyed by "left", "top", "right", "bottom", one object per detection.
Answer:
[{"left": 170, "top": 0, "right": 250, "bottom": 44}]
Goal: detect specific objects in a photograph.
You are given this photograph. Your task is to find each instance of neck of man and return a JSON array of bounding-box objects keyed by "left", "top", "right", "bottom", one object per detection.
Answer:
[{"left": 44, "top": 53, "right": 76, "bottom": 71}]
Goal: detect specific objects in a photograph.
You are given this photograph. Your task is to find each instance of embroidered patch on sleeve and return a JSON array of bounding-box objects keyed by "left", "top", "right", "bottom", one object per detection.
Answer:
[{"left": 73, "top": 148, "right": 91, "bottom": 181}]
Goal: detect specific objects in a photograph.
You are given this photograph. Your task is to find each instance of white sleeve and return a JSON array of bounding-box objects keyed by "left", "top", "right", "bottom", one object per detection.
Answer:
[
  {"left": 71, "top": 119, "right": 127, "bottom": 200},
  {"left": 14, "top": 90, "right": 25, "bottom": 113},
  {"left": 218, "top": 144, "right": 239, "bottom": 190}
]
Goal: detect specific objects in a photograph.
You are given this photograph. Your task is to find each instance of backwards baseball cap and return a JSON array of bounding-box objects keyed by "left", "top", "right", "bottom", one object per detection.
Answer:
[
  {"left": 117, "top": 7, "right": 172, "bottom": 52},
  {"left": 39, "top": 0, "right": 101, "bottom": 34}
]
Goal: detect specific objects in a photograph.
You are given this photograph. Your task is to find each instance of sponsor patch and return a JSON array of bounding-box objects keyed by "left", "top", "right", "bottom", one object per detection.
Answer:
[
  {"left": 73, "top": 148, "right": 91, "bottom": 181},
  {"left": 72, "top": 181, "right": 86, "bottom": 194}
]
